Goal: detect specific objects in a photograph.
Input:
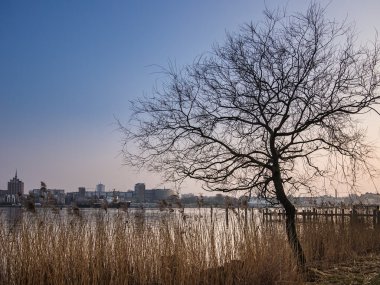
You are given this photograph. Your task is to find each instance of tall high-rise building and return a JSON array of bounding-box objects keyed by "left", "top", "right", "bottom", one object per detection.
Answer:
[
  {"left": 96, "top": 183, "right": 105, "bottom": 197},
  {"left": 7, "top": 171, "right": 24, "bottom": 196},
  {"left": 134, "top": 183, "right": 145, "bottom": 202}
]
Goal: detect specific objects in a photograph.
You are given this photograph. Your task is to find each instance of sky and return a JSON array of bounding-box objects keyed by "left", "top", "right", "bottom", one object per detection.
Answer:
[{"left": 1, "top": 0, "right": 380, "bottom": 194}]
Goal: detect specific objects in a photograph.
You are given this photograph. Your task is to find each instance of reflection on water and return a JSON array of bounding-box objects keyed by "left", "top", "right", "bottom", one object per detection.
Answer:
[{"left": 0, "top": 206, "right": 267, "bottom": 233}]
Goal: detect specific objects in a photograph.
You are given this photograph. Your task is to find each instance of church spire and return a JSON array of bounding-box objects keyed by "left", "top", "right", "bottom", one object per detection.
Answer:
[{"left": 15, "top": 169, "right": 17, "bottom": 179}]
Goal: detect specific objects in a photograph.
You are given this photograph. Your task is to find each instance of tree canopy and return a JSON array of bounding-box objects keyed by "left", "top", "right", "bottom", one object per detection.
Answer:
[
  {"left": 120, "top": 3, "right": 380, "bottom": 270},
  {"left": 122, "top": 4, "right": 380, "bottom": 199}
]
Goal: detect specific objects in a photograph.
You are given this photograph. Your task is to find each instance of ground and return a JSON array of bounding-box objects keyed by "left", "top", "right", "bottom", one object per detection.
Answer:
[{"left": 307, "top": 254, "right": 380, "bottom": 285}]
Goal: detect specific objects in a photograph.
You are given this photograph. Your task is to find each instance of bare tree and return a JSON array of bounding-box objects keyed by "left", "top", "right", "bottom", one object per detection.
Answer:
[{"left": 120, "top": 4, "right": 380, "bottom": 271}]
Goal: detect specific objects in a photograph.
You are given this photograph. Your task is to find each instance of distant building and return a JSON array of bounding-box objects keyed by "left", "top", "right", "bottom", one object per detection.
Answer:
[
  {"left": 180, "top": 193, "right": 197, "bottom": 205},
  {"left": 49, "top": 189, "right": 65, "bottom": 205},
  {"left": 0, "top": 190, "right": 8, "bottom": 204},
  {"left": 78, "top": 187, "right": 86, "bottom": 197},
  {"left": 96, "top": 183, "right": 105, "bottom": 197},
  {"left": 361, "top": 192, "right": 380, "bottom": 205},
  {"left": 30, "top": 188, "right": 65, "bottom": 205},
  {"left": 7, "top": 171, "right": 24, "bottom": 199},
  {"left": 65, "top": 192, "right": 75, "bottom": 205},
  {"left": 118, "top": 190, "right": 134, "bottom": 201},
  {"left": 134, "top": 183, "right": 145, "bottom": 202},
  {"left": 132, "top": 183, "right": 175, "bottom": 203},
  {"left": 145, "top": 188, "right": 175, "bottom": 202},
  {"left": 30, "top": 189, "right": 42, "bottom": 203}
]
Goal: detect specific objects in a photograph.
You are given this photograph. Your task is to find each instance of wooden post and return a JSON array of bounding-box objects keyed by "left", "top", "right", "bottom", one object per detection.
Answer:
[
  {"left": 373, "top": 209, "right": 377, "bottom": 228},
  {"left": 210, "top": 206, "right": 213, "bottom": 223},
  {"left": 351, "top": 206, "right": 357, "bottom": 224},
  {"left": 302, "top": 210, "right": 305, "bottom": 223},
  {"left": 349, "top": 209, "right": 352, "bottom": 224},
  {"left": 341, "top": 208, "right": 345, "bottom": 225},
  {"left": 225, "top": 207, "right": 229, "bottom": 228},
  {"left": 263, "top": 208, "right": 267, "bottom": 221},
  {"left": 244, "top": 206, "right": 248, "bottom": 227}
]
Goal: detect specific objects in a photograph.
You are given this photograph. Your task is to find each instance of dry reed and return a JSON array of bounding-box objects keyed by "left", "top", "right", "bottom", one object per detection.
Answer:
[{"left": 0, "top": 207, "right": 378, "bottom": 284}]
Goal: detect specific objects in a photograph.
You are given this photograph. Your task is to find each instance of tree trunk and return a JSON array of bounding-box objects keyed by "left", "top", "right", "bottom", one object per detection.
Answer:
[{"left": 272, "top": 164, "right": 307, "bottom": 271}]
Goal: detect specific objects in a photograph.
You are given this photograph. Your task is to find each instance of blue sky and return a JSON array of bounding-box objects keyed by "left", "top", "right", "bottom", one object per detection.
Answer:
[{"left": 1, "top": 1, "right": 380, "bottom": 194}]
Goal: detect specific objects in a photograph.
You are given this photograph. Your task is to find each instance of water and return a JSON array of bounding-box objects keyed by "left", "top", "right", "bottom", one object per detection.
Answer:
[{"left": 0, "top": 204, "right": 268, "bottom": 227}]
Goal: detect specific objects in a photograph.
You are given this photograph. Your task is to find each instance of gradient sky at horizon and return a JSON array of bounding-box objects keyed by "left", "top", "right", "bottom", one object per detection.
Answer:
[{"left": 1, "top": 0, "right": 380, "bottom": 194}]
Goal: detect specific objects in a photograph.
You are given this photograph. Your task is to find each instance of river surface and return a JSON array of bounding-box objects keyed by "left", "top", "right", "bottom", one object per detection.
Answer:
[{"left": 0, "top": 206, "right": 267, "bottom": 228}]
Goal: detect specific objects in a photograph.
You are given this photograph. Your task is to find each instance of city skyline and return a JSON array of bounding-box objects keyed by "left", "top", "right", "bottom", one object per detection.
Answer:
[
  {"left": 2, "top": 1, "right": 380, "bottom": 195},
  {"left": 0, "top": 169, "right": 169, "bottom": 193}
]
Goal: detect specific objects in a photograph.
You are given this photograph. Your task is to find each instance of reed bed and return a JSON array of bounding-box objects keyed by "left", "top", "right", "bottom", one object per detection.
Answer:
[{"left": 0, "top": 207, "right": 378, "bottom": 284}]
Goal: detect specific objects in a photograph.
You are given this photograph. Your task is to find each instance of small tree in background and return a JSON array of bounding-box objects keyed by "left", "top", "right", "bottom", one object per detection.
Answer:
[{"left": 120, "top": 3, "right": 380, "bottom": 272}]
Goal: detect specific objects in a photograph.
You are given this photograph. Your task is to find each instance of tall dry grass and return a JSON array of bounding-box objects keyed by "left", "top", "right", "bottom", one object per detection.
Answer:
[
  {"left": 300, "top": 218, "right": 380, "bottom": 266},
  {"left": 0, "top": 207, "right": 378, "bottom": 284}
]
